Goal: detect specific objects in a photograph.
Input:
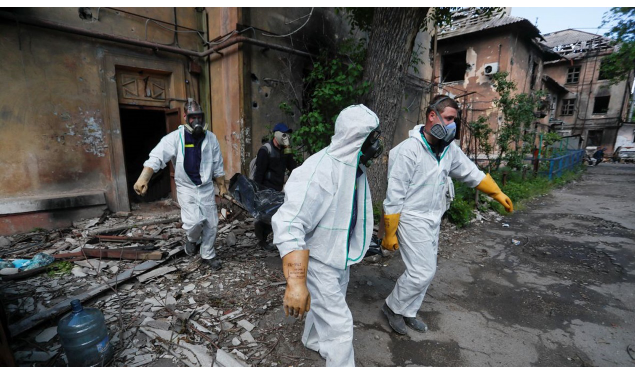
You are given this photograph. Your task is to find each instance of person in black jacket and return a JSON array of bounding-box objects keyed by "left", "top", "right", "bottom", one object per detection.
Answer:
[{"left": 253, "top": 123, "right": 297, "bottom": 251}]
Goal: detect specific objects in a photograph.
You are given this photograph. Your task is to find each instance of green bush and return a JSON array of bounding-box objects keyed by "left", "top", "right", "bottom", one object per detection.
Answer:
[
  {"left": 446, "top": 165, "right": 584, "bottom": 222},
  {"left": 447, "top": 198, "right": 475, "bottom": 228}
]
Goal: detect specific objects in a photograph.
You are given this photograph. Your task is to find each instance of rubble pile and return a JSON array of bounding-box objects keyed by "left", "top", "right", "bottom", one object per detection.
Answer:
[{"left": 0, "top": 201, "right": 307, "bottom": 367}]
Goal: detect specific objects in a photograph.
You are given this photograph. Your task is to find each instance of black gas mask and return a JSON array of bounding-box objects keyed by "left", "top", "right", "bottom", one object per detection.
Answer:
[
  {"left": 360, "top": 128, "right": 383, "bottom": 167},
  {"left": 185, "top": 98, "right": 206, "bottom": 140},
  {"left": 188, "top": 114, "right": 205, "bottom": 139}
]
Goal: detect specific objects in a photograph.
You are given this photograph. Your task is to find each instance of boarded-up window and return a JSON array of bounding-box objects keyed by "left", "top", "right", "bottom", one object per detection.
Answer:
[
  {"left": 566, "top": 66, "right": 581, "bottom": 84},
  {"left": 441, "top": 51, "right": 467, "bottom": 83},
  {"left": 561, "top": 99, "right": 575, "bottom": 116},
  {"left": 593, "top": 96, "right": 610, "bottom": 114}
]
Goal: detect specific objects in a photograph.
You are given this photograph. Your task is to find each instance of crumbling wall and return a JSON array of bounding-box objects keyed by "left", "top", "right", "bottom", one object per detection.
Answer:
[
  {"left": 436, "top": 31, "right": 543, "bottom": 151},
  {"left": 0, "top": 8, "right": 202, "bottom": 233}
]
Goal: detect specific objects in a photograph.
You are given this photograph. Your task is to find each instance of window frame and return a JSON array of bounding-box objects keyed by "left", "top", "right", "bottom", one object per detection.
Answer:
[
  {"left": 561, "top": 98, "right": 576, "bottom": 116},
  {"left": 566, "top": 66, "right": 581, "bottom": 84}
]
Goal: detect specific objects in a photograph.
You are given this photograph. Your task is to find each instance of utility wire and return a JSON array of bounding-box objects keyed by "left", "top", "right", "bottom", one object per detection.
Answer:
[{"left": 262, "top": 8, "right": 314, "bottom": 38}]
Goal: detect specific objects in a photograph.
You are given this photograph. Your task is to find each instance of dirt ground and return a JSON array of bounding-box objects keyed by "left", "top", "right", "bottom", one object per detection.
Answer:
[{"left": 3, "top": 163, "right": 634, "bottom": 366}]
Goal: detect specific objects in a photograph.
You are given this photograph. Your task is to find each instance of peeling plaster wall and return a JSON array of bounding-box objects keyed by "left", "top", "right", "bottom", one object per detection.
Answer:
[
  {"left": 208, "top": 7, "right": 355, "bottom": 177},
  {"left": 543, "top": 54, "right": 631, "bottom": 151},
  {"left": 436, "top": 31, "right": 545, "bottom": 150},
  {"left": 0, "top": 7, "right": 201, "bottom": 232}
]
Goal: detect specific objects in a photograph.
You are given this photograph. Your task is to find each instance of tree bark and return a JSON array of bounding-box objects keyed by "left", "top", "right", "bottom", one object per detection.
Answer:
[{"left": 363, "top": 7, "right": 430, "bottom": 204}]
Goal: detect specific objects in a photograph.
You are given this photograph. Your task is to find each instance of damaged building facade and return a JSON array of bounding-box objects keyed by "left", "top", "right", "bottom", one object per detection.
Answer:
[
  {"left": 542, "top": 29, "right": 634, "bottom": 152},
  {"left": 0, "top": 7, "right": 356, "bottom": 235},
  {"left": 432, "top": 9, "right": 561, "bottom": 154}
]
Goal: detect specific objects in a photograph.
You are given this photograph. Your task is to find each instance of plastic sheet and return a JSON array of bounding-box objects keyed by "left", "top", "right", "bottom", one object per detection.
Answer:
[
  {"left": 0, "top": 260, "right": 13, "bottom": 269},
  {"left": 21, "top": 252, "right": 55, "bottom": 271},
  {"left": 364, "top": 235, "right": 382, "bottom": 258},
  {"left": 229, "top": 174, "right": 285, "bottom": 224}
]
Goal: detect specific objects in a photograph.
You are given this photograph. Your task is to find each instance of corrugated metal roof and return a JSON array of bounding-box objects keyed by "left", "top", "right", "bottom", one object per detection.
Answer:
[{"left": 438, "top": 14, "right": 540, "bottom": 40}]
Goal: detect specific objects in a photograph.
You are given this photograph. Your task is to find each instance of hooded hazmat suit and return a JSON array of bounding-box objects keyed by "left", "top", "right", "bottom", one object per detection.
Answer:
[
  {"left": 384, "top": 124, "right": 485, "bottom": 318},
  {"left": 272, "top": 105, "right": 378, "bottom": 366},
  {"left": 143, "top": 125, "right": 225, "bottom": 260}
]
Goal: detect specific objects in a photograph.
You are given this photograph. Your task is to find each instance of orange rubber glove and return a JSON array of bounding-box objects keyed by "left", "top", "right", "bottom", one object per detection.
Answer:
[
  {"left": 476, "top": 174, "right": 513, "bottom": 212},
  {"left": 381, "top": 213, "right": 400, "bottom": 250},
  {"left": 282, "top": 250, "right": 311, "bottom": 319},
  {"left": 133, "top": 167, "right": 154, "bottom": 196}
]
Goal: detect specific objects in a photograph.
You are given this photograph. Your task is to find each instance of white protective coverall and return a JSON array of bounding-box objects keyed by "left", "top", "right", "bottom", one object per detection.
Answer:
[
  {"left": 272, "top": 105, "right": 378, "bottom": 367},
  {"left": 143, "top": 125, "right": 225, "bottom": 260},
  {"left": 384, "top": 124, "right": 485, "bottom": 318}
]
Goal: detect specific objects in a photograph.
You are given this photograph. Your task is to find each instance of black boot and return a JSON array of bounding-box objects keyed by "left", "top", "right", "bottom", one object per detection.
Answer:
[
  {"left": 258, "top": 240, "right": 277, "bottom": 252},
  {"left": 382, "top": 302, "right": 407, "bottom": 335},
  {"left": 404, "top": 316, "right": 428, "bottom": 332},
  {"left": 203, "top": 258, "right": 222, "bottom": 271},
  {"left": 185, "top": 240, "right": 197, "bottom": 256}
]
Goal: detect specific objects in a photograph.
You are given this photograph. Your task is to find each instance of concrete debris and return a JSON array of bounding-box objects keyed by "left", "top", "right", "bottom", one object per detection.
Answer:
[
  {"left": 214, "top": 348, "right": 247, "bottom": 367},
  {"left": 0, "top": 267, "right": 19, "bottom": 275},
  {"left": 237, "top": 319, "right": 255, "bottom": 332},
  {"left": 231, "top": 348, "right": 249, "bottom": 360},
  {"left": 0, "top": 236, "right": 11, "bottom": 247},
  {"left": 71, "top": 266, "right": 87, "bottom": 277},
  {"left": 129, "top": 353, "right": 155, "bottom": 367},
  {"left": 35, "top": 327, "right": 58, "bottom": 343},
  {"left": 137, "top": 266, "right": 177, "bottom": 283},
  {"left": 240, "top": 331, "right": 255, "bottom": 343},
  {"left": 225, "top": 231, "right": 237, "bottom": 247},
  {"left": 14, "top": 350, "right": 57, "bottom": 362},
  {"left": 0, "top": 208, "right": 312, "bottom": 367}
]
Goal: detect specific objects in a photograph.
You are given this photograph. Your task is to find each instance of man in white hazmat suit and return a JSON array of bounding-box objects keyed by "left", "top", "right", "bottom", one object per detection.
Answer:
[
  {"left": 271, "top": 105, "right": 383, "bottom": 366},
  {"left": 133, "top": 99, "right": 228, "bottom": 271},
  {"left": 381, "top": 95, "right": 513, "bottom": 335}
]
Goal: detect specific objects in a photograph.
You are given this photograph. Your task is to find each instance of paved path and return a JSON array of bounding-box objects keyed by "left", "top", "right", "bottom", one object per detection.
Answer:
[{"left": 344, "top": 163, "right": 635, "bottom": 366}]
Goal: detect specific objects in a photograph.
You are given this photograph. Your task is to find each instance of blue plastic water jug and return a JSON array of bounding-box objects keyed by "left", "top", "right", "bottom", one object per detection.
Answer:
[{"left": 57, "top": 299, "right": 114, "bottom": 366}]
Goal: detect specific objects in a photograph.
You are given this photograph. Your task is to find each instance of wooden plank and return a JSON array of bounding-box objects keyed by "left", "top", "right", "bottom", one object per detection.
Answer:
[
  {"left": 54, "top": 248, "right": 165, "bottom": 261},
  {"left": 87, "top": 216, "right": 181, "bottom": 236},
  {"left": 9, "top": 247, "right": 183, "bottom": 337}
]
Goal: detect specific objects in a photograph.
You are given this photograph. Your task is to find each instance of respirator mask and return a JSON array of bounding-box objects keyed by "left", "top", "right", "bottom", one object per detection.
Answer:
[
  {"left": 428, "top": 96, "right": 457, "bottom": 145},
  {"left": 360, "top": 128, "right": 383, "bottom": 167},
  {"left": 274, "top": 131, "right": 293, "bottom": 155},
  {"left": 189, "top": 115, "right": 205, "bottom": 139},
  {"left": 184, "top": 99, "right": 206, "bottom": 140}
]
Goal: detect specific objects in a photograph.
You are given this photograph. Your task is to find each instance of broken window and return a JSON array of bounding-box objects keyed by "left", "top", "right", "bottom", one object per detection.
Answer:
[
  {"left": 566, "top": 66, "right": 581, "bottom": 84},
  {"left": 441, "top": 51, "right": 467, "bottom": 83},
  {"left": 561, "top": 99, "right": 575, "bottom": 116},
  {"left": 587, "top": 130, "right": 603, "bottom": 146},
  {"left": 530, "top": 61, "right": 539, "bottom": 90},
  {"left": 593, "top": 96, "right": 610, "bottom": 114}
]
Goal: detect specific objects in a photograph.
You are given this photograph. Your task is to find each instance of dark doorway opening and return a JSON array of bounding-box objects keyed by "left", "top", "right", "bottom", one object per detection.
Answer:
[{"left": 120, "top": 108, "right": 171, "bottom": 203}]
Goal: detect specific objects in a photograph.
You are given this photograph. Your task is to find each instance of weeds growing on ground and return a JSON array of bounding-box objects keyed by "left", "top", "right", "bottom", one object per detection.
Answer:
[
  {"left": 447, "top": 165, "right": 585, "bottom": 227},
  {"left": 47, "top": 261, "right": 73, "bottom": 277}
]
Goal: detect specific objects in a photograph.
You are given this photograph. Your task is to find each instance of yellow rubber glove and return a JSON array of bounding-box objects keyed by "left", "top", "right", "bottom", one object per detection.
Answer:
[
  {"left": 381, "top": 213, "right": 400, "bottom": 251},
  {"left": 282, "top": 250, "right": 311, "bottom": 319},
  {"left": 133, "top": 167, "right": 154, "bottom": 196},
  {"left": 214, "top": 176, "right": 230, "bottom": 199},
  {"left": 476, "top": 174, "right": 513, "bottom": 212}
]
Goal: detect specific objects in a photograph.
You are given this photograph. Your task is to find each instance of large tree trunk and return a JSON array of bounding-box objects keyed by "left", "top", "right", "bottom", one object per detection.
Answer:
[{"left": 363, "top": 8, "right": 430, "bottom": 204}]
